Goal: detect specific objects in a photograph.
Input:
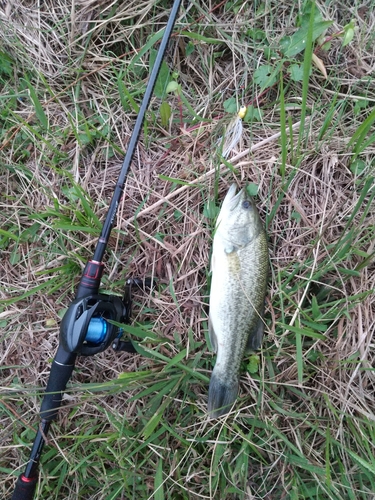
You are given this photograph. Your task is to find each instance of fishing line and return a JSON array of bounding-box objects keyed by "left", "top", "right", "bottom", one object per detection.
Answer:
[{"left": 215, "top": 0, "right": 262, "bottom": 161}]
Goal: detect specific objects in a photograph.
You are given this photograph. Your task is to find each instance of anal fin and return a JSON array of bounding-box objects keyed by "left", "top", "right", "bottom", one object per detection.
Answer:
[{"left": 246, "top": 314, "right": 265, "bottom": 353}]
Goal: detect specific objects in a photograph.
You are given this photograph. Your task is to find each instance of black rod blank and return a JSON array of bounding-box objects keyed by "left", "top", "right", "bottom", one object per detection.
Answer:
[{"left": 93, "top": 0, "right": 183, "bottom": 263}]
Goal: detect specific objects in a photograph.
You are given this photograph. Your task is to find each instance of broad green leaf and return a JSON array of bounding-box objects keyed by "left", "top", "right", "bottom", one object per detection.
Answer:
[
  {"left": 348, "top": 107, "right": 375, "bottom": 152},
  {"left": 291, "top": 210, "right": 301, "bottom": 222},
  {"left": 297, "top": 1, "right": 325, "bottom": 26},
  {"left": 353, "top": 99, "right": 369, "bottom": 116},
  {"left": 117, "top": 370, "right": 152, "bottom": 380},
  {"left": 321, "top": 41, "right": 332, "bottom": 51},
  {"left": 342, "top": 27, "right": 354, "bottom": 47},
  {"left": 164, "top": 349, "right": 188, "bottom": 371},
  {"left": 342, "top": 20, "right": 356, "bottom": 47},
  {"left": 253, "top": 63, "right": 281, "bottom": 90},
  {"left": 247, "top": 28, "right": 267, "bottom": 41},
  {"left": 174, "top": 209, "right": 183, "bottom": 221},
  {"left": 246, "top": 183, "right": 259, "bottom": 196},
  {"left": 160, "top": 101, "right": 171, "bottom": 127},
  {"left": 350, "top": 158, "right": 366, "bottom": 176},
  {"left": 150, "top": 48, "right": 171, "bottom": 98},
  {"left": 178, "top": 91, "right": 206, "bottom": 121},
  {"left": 247, "top": 354, "right": 260, "bottom": 374},
  {"left": 279, "top": 20, "right": 333, "bottom": 57},
  {"left": 287, "top": 454, "right": 325, "bottom": 475},
  {"left": 165, "top": 81, "right": 179, "bottom": 94},
  {"left": 0, "top": 278, "right": 69, "bottom": 305},
  {"left": 223, "top": 97, "right": 238, "bottom": 114},
  {"left": 296, "top": 327, "right": 303, "bottom": 385},
  {"left": 243, "top": 105, "right": 263, "bottom": 122},
  {"left": 336, "top": 267, "right": 361, "bottom": 277},
  {"left": 116, "top": 323, "right": 159, "bottom": 341},
  {"left": 288, "top": 63, "right": 304, "bottom": 81},
  {"left": 52, "top": 223, "right": 99, "bottom": 233},
  {"left": 203, "top": 199, "right": 220, "bottom": 219}
]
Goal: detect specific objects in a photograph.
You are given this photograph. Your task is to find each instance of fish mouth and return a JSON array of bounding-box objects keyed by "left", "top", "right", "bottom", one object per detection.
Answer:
[{"left": 223, "top": 185, "right": 246, "bottom": 211}]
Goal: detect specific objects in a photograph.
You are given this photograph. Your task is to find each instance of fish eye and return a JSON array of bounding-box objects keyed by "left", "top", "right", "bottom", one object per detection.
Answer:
[{"left": 242, "top": 200, "right": 252, "bottom": 209}]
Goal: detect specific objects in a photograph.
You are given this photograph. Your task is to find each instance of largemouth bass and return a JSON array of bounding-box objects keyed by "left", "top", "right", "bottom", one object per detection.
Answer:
[{"left": 208, "top": 184, "right": 268, "bottom": 418}]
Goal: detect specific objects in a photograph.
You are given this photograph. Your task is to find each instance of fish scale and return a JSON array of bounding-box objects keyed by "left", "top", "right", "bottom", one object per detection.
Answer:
[{"left": 208, "top": 184, "right": 268, "bottom": 418}]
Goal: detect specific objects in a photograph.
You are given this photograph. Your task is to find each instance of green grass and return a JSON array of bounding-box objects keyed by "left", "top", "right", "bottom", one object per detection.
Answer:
[{"left": 2, "top": 0, "right": 375, "bottom": 499}]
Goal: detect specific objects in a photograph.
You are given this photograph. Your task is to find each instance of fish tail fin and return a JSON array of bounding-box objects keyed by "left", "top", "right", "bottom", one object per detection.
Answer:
[{"left": 208, "top": 371, "right": 239, "bottom": 418}]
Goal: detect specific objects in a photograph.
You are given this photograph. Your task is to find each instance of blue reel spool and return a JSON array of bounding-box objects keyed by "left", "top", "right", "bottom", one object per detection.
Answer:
[
  {"left": 86, "top": 317, "right": 123, "bottom": 345},
  {"left": 86, "top": 317, "right": 108, "bottom": 344}
]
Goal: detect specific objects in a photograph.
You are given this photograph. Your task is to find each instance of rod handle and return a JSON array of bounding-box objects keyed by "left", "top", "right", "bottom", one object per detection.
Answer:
[
  {"left": 11, "top": 474, "right": 38, "bottom": 500},
  {"left": 40, "top": 345, "right": 77, "bottom": 421}
]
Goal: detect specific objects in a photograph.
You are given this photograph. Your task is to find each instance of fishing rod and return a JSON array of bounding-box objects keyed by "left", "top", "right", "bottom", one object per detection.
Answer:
[{"left": 11, "top": 1, "right": 182, "bottom": 498}]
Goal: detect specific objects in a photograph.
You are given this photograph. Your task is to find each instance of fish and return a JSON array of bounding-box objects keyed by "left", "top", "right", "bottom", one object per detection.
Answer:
[{"left": 208, "top": 184, "right": 268, "bottom": 418}]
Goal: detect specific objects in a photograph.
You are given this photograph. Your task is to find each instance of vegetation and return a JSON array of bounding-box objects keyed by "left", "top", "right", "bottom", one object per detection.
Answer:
[{"left": 1, "top": 0, "right": 375, "bottom": 498}]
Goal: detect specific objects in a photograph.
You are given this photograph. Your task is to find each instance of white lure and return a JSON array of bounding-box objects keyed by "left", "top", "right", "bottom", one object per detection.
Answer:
[{"left": 217, "top": 105, "right": 247, "bottom": 159}]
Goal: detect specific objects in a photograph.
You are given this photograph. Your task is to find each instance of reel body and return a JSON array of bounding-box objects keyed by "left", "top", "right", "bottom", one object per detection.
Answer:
[{"left": 60, "top": 293, "right": 126, "bottom": 355}]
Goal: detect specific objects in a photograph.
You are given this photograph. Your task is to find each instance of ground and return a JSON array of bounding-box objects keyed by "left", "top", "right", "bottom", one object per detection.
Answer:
[{"left": 1, "top": 1, "right": 375, "bottom": 499}]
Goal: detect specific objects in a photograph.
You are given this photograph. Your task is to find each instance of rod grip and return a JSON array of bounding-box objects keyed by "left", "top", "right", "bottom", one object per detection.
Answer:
[
  {"left": 40, "top": 345, "right": 76, "bottom": 421},
  {"left": 11, "top": 474, "right": 38, "bottom": 500}
]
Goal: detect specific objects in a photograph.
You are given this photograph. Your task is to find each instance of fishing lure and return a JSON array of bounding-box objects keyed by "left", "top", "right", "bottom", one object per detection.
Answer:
[{"left": 217, "top": 105, "right": 247, "bottom": 159}]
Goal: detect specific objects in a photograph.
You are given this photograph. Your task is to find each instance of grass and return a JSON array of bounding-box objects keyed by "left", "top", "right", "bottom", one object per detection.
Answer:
[{"left": 1, "top": 0, "right": 375, "bottom": 498}]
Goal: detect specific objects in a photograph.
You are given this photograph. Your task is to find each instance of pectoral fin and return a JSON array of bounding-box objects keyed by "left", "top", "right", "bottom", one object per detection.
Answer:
[
  {"left": 224, "top": 243, "right": 236, "bottom": 254},
  {"left": 208, "top": 316, "right": 218, "bottom": 353},
  {"left": 246, "top": 313, "right": 265, "bottom": 353}
]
